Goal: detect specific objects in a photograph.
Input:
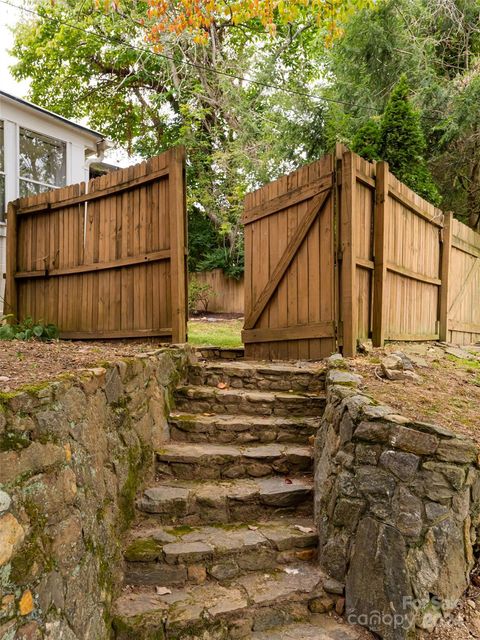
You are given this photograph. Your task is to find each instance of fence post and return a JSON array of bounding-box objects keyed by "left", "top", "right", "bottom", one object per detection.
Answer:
[
  {"left": 439, "top": 211, "right": 453, "bottom": 342},
  {"left": 340, "top": 150, "right": 357, "bottom": 357},
  {"left": 372, "top": 161, "right": 389, "bottom": 347},
  {"left": 169, "top": 145, "right": 188, "bottom": 343},
  {"left": 4, "top": 200, "right": 18, "bottom": 319}
]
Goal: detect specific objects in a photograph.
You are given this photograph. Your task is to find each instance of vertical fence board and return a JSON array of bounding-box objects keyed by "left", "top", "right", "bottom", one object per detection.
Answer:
[{"left": 372, "top": 162, "right": 389, "bottom": 347}]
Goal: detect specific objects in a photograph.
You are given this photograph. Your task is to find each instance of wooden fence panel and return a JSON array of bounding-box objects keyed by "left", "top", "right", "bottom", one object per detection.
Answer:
[
  {"left": 242, "top": 156, "right": 336, "bottom": 360},
  {"left": 4, "top": 147, "right": 187, "bottom": 341},
  {"left": 448, "top": 219, "right": 480, "bottom": 344},
  {"left": 190, "top": 270, "right": 244, "bottom": 314},
  {"left": 380, "top": 171, "right": 443, "bottom": 342}
]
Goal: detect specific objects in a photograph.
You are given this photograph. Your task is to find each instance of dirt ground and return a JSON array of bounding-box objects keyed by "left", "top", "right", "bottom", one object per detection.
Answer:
[
  {"left": 350, "top": 341, "right": 480, "bottom": 445},
  {"left": 0, "top": 340, "right": 170, "bottom": 392}
]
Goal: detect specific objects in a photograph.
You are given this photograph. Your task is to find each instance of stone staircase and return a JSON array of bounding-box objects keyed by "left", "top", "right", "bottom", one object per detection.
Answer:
[{"left": 112, "top": 358, "right": 366, "bottom": 640}]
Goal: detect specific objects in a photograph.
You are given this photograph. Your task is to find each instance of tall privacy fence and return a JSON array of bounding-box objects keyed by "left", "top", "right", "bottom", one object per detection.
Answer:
[
  {"left": 3, "top": 146, "right": 188, "bottom": 342},
  {"left": 190, "top": 269, "right": 244, "bottom": 314},
  {"left": 243, "top": 145, "right": 480, "bottom": 359}
]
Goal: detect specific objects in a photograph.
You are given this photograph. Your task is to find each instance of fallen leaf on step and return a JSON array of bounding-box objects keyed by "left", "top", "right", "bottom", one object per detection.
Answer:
[
  {"left": 217, "top": 382, "right": 228, "bottom": 389},
  {"left": 284, "top": 567, "right": 299, "bottom": 575},
  {"left": 308, "top": 435, "right": 315, "bottom": 446},
  {"left": 203, "top": 413, "right": 215, "bottom": 416},
  {"left": 248, "top": 525, "right": 258, "bottom": 531},
  {"left": 294, "top": 525, "right": 315, "bottom": 534},
  {"left": 284, "top": 478, "right": 293, "bottom": 484},
  {"left": 156, "top": 587, "right": 172, "bottom": 595}
]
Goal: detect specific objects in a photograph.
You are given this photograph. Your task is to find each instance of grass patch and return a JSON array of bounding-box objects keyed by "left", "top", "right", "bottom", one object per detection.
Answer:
[{"left": 188, "top": 319, "right": 243, "bottom": 348}]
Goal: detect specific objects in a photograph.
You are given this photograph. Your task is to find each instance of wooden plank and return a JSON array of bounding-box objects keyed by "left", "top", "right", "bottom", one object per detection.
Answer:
[
  {"left": 388, "top": 185, "right": 443, "bottom": 228},
  {"left": 340, "top": 150, "right": 357, "bottom": 357},
  {"left": 386, "top": 262, "right": 442, "bottom": 286},
  {"left": 452, "top": 235, "right": 480, "bottom": 259},
  {"left": 385, "top": 332, "right": 440, "bottom": 341},
  {"left": 4, "top": 201, "right": 19, "bottom": 318},
  {"left": 60, "top": 328, "right": 172, "bottom": 339},
  {"left": 356, "top": 258, "right": 375, "bottom": 270},
  {"left": 372, "top": 162, "right": 389, "bottom": 347},
  {"left": 169, "top": 146, "right": 187, "bottom": 343},
  {"left": 13, "top": 249, "right": 170, "bottom": 279},
  {"left": 242, "top": 174, "right": 333, "bottom": 224},
  {"left": 356, "top": 172, "right": 376, "bottom": 189},
  {"left": 243, "top": 188, "right": 331, "bottom": 331},
  {"left": 448, "top": 255, "right": 480, "bottom": 315},
  {"left": 17, "top": 166, "right": 170, "bottom": 214},
  {"left": 449, "top": 320, "right": 480, "bottom": 334},
  {"left": 439, "top": 211, "right": 453, "bottom": 341},
  {"left": 242, "top": 321, "right": 335, "bottom": 343}
]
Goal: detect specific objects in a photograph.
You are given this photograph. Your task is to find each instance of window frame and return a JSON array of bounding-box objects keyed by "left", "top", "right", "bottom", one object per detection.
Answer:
[{"left": 18, "top": 126, "right": 67, "bottom": 198}]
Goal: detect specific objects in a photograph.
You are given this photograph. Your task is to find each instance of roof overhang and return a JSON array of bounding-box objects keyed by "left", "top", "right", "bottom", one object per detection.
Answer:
[{"left": 0, "top": 90, "right": 105, "bottom": 145}]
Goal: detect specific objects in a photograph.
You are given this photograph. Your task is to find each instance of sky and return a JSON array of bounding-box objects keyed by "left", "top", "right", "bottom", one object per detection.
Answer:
[
  {"left": 0, "top": 2, "right": 130, "bottom": 165},
  {"left": 0, "top": 2, "right": 30, "bottom": 97}
]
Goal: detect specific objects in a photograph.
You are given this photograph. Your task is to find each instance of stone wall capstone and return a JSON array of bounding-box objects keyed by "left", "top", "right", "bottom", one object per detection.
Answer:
[
  {"left": 0, "top": 347, "right": 189, "bottom": 640},
  {"left": 314, "top": 356, "right": 480, "bottom": 640}
]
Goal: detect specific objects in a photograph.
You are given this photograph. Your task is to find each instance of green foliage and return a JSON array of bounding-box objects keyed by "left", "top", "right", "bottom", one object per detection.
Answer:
[
  {"left": 188, "top": 278, "right": 215, "bottom": 314},
  {"left": 351, "top": 76, "right": 441, "bottom": 205},
  {"left": 326, "top": 0, "right": 480, "bottom": 224},
  {"left": 351, "top": 118, "right": 381, "bottom": 162},
  {"left": 378, "top": 76, "right": 440, "bottom": 205},
  {"left": 0, "top": 315, "right": 59, "bottom": 341}
]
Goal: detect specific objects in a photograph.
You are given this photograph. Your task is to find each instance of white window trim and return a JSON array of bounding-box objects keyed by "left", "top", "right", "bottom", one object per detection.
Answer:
[{"left": 18, "top": 125, "right": 67, "bottom": 193}]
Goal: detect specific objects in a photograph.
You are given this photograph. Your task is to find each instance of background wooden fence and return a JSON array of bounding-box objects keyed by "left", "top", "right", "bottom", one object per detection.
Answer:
[
  {"left": 190, "top": 269, "right": 244, "bottom": 314},
  {"left": 244, "top": 146, "right": 480, "bottom": 359},
  {"left": 4, "top": 146, "right": 187, "bottom": 342}
]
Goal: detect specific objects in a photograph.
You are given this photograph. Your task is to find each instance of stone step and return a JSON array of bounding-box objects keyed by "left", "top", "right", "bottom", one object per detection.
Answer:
[
  {"left": 123, "top": 519, "right": 318, "bottom": 587},
  {"left": 169, "top": 412, "right": 319, "bottom": 445},
  {"left": 156, "top": 442, "right": 313, "bottom": 480},
  {"left": 113, "top": 563, "right": 327, "bottom": 639},
  {"left": 173, "top": 385, "right": 326, "bottom": 417},
  {"left": 249, "top": 616, "right": 369, "bottom": 640},
  {"left": 188, "top": 360, "right": 326, "bottom": 392},
  {"left": 137, "top": 476, "right": 313, "bottom": 525}
]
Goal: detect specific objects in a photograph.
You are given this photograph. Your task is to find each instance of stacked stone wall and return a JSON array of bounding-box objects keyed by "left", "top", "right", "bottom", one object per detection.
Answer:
[
  {"left": 315, "top": 356, "right": 480, "bottom": 640},
  {"left": 0, "top": 347, "right": 188, "bottom": 640}
]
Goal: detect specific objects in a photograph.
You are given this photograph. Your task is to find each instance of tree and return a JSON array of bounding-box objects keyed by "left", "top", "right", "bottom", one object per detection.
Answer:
[
  {"left": 351, "top": 117, "right": 381, "bottom": 162},
  {"left": 378, "top": 75, "right": 440, "bottom": 204},
  {"left": 11, "top": 0, "right": 371, "bottom": 275},
  {"left": 325, "top": 0, "right": 480, "bottom": 224}
]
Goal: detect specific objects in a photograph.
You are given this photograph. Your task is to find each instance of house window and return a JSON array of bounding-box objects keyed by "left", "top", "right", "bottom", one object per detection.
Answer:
[
  {"left": 0, "top": 122, "right": 5, "bottom": 222},
  {"left": 19, "top": 128, "right": 66, "bottom": 197}
]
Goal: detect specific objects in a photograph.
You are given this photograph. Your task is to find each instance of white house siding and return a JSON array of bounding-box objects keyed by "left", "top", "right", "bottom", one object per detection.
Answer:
[{"left": 0, "top": 92, "right": 104, "bottom": 316}]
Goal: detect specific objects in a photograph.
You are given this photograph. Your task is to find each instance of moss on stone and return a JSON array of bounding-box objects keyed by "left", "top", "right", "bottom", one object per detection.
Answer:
[
  {"left": 164, "top": 525, "right": 195, "bottom": 537},
  {"left": 0, "top": 430, "right": 31, "bottom": 451},
  {"left": 112, "top": 615, "right": 165, "bottom": 640},
  {"left": 118, "top": 443, "right": 152, "bottom": 530},
  {"left": 124, "top": 538, "right": 163, "bottom": 561}
]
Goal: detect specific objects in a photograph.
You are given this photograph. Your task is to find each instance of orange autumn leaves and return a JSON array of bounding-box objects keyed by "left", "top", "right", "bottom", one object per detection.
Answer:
[{"left": 143, "top": 0, "right": 368, "bottom": 46}]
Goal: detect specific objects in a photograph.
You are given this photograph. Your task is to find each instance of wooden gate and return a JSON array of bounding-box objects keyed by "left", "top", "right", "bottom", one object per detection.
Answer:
[
  {"left": 242, "top": 155, "right": 336, "bottom": 359},
  {"left": 5, "top": 146, "right": 187, "bottom": 342}
]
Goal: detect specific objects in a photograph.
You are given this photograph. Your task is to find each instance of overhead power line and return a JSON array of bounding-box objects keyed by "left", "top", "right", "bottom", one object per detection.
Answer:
[{"left": 0, "top": 0, "right": 377, "bottom": 113}]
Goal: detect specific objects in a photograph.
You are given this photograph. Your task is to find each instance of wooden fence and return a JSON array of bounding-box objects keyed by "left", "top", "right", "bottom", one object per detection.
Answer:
[
  {"left": 0, "top": 225, "right": 5, "bottom": 307},
  {"left": 242, "top": 155, "right": 336, "bottom": 360},
  {"left": 4, "top": 147, "right": 187, "bottom": 342},
  {"left": 243, "top": 146, "right": 480, "bottom": 359},
  {"left": 190, "top": 269, "right": 244, "bottom": 314}
]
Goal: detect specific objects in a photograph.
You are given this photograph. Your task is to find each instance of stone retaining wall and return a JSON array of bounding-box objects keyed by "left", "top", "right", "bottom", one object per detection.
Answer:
[
  {"left": 0, "top": 347, "right": 188, "bottom": 640},
  {"left": 314, "top": 355, "right": 480, "bottom": 640}
]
